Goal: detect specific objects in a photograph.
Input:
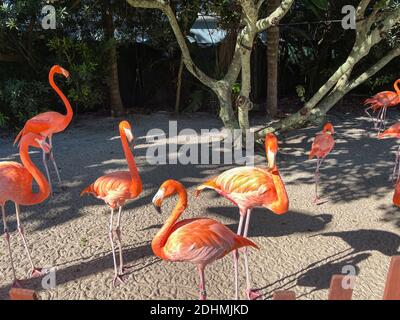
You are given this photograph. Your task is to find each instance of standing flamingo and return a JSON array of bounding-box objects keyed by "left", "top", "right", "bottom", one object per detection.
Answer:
[
  {"left": 364, "top": 79, "right": 400, "bottom": 132},
  {"left": 152, "top": 179, "right": 258, "bottom": 300},
  {"left": 0, "top": 133, "right": 51, "bottom": 286},
  {"left": 14, "top": 65, "right": 72, "bottom": 193},
  {"left": 195, "top": 133, "right": 289, "bottom": 300},
  {"left": 378, "top": 122, "right": 400, "bottom": 181},
  {"left": 81, "top": 120, "right": 142, "bottom": 286},
  {"left": 309, "top": 122, "right": 335, "bottom": 204}
]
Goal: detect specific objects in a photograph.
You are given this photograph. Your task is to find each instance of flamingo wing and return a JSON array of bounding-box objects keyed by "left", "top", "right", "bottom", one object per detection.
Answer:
[
  {"left": 310, "top": 133, "right": 335, "bottom": 159},
  {"left": 0, "top": 162, "right": 32, "bottom": 204},
  {"left": 365, "top": 91, "right": 399, "bottom": 108},
  {"left": 164, "top": 218, "right": 256, "bottom": 264},
  {"left": 81, "top": 171, "right": 133, "bottom": 208},
  {"left": 14, "top": 119, "right": 54, "bottom": 145}
]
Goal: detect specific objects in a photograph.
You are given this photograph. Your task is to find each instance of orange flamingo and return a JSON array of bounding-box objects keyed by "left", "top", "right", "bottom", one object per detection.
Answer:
[
  {"left": 195, "top": 133, "right": 288, "bottom": 300},
  {"left": 364, "top": 79, "right": 400, "bottom": 132},
  {"left": 152, "top": 179, "right": 258, "bottom": 300},
  {"left": 81, "top": 120, "right": 142, "bottom": 286},
  {"left": 309, "top": 122, "right": 335, "bottom": 203},
  {"left": 14, "top": 65, "right": 72, "bottom": 193},
  {"left": 378, "top": 122, "right": 400, "bottom": 181},
  {"left": 0, "top": 133, "right": 51, "bottom": 286},
  {"left": 393, "top": 181, "right": 400, "bottom": 207}
]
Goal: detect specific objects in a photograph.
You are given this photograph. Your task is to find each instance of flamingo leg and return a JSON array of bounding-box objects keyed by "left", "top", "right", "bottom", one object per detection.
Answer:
[
  {"left": 232, "top": 213, "right": 245, "bottom": 300},
  {"left": 115, "top": 206, "right": 125, "bottom": 275},
  {"left": 42, "top": 150, "right": 53, "bottom": 195},
  {"left": 198, "top": 265, "right": 207, "bottom": 300},
  {"left": 377, "top": 106, "right": 388, "bottom": 133},
  {"left": 48, "top": 136, "right": 62, "bottom": 186},
  {"left": 2, "top": 206, "right": 19, "bottom": 287},
  {"left": 15, "top": 203, "right": 42, "bottom": 278},
  {"left": 242, "top": 209, "right": 260, "bottom": 300},
  {"left": 109, "top": 209, "right": 124, "bottom": 287},
  {"left": 314, "top": 158, "right": 323, "bottom": 204}
]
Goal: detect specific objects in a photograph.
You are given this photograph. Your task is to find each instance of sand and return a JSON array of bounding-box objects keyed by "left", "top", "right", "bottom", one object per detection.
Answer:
[{"left": 0, "top": 111, "right": 399, "bottom": 300}]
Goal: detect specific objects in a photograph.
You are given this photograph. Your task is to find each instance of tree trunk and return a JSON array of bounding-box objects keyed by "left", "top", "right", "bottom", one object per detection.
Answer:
[
  {"left": 175, "top": 56, "right": 184, "bottom": 113},
  {"left": 103, "top": 4, "right": 125, "bottom": 117},
  {"left": 266, "top": 0, "right": 280, "bottom": 118}
]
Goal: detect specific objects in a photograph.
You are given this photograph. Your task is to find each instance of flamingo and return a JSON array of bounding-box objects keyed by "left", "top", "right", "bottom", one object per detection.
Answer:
[
  {"left": 152, "top": 179, "right": 258, "bottom": 300},
  {"left": 364, "top": 79, "right": 400, "bottom": 132},
  {"left": 393, "top": 180, "right": 400, "bottom": 207},
  {"left": 81, "top": 120, "right": 142, "bottom": 286},
  {"left": 0, "top": 133, "right": 51, "bottom": 286},
  {"left": 378, "top": 122, "right": 400, "bottom": 182},
  {"left": 14, "top": 65, "right": 72, "bottom": 193},
  {"left": 195, "top": 133, "right": 289, "bottom": 300},
  {"left": 309, "top": 122, "right": 335, "bottom": 204}
]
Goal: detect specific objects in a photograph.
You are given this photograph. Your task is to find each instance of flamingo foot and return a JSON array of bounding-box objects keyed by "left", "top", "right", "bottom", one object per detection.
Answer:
[
  {"left": 246, "top": 288, "right": 261, "bottom": 300},
  {"left": 12, "top": 279, "right": 22, "bottom": 288},
  {"left": 112, "top": 274, "right": 126, "bottom": 287},
  {"left": 30, "top": 267, "right": 43, "bottom": 278},
  {"left": 199, "top": 290, "right": 207, "bottom": 300},
  {"left": 313, "top": 196, "right": 320, "bottom": 204}
]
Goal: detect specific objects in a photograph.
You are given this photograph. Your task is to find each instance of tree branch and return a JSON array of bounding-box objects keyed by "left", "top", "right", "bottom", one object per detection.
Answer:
[
  {"left": 126, "top": 0, "right": 217, "bottom": 88},
  {"left": 255, "top": 0, "right": 294, "bottom": 33}
]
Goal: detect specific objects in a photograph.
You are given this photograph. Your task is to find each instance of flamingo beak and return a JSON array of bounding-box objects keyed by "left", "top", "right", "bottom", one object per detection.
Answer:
[
  {"left": 267, "top": 149, "right": 276, "bottom": 169},
  {"left": 152, "top": 189, "right": 165, "bottom": 214},
  {"left": 61, "top": 68, "right": 70, "bottom": 78},
  {"left": 124, "top": 128, "right": 134, "bottom": 144}
]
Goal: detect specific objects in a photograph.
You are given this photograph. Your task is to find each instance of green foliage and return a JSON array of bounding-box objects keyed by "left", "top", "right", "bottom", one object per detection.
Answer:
[
  {"left": 232, "top": 83, "right": 241, "bottom": 94},
  {"left": 0, "top": 79, "right": 50, "bottom": 128}
]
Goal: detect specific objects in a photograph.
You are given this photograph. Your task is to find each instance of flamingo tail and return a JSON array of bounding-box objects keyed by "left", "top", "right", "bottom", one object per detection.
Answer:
[
  {"left": 309, "top": 150, "right": 316, "bottom": 160},
  {"left": 195, "top": 179, "right": 218, "bottom": 197},
  {"left": 234, "top": 235, "right": 259, "bottom": 250},
  {"left": 13, "top": 126, "right": 26, "bottom": 146},
  {"left": 80, "top": 184, "right": 95, "bottom": 197}
]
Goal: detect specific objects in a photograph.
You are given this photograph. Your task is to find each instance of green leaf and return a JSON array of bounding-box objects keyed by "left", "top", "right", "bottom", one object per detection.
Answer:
[{"left": 309, "top": 0, "right": 328, "bottom": 10}]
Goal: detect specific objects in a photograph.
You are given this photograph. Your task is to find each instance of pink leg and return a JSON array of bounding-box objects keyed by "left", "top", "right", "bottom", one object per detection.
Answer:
[
  {"left": 314, "top": 158, "right": 323, "bottom": 204},
  {"left": 115, "top": 206, "right": 125, "bottom": 275},
  {"left": 109, "top": 209, "right": 124, "bottom": 287},
  {"left": 15, "top": 203, "right": 42, "bottom": 278},
  {"left": 198, "top": 265, "right": 207, "bottom": 300},
  {"left": 2, "top": 206, "right": 20, "bottom": 287},
  {"left": 242, "top": 209, "right": 261, "bottom": 300},
  {"left": 232, "top": 213, "right": 244, "bottom": 300}
]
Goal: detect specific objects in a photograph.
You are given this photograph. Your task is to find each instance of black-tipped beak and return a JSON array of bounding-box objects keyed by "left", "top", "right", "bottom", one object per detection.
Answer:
[{"left": 153, "top": 204, "right": 162, "bottom": 214}]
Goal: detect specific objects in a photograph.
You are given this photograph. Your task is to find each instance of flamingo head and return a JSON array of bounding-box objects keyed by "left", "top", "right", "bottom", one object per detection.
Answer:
[
  {"left": 265, "top": 133, "right": 278, "bottom": 169},
  {"left": 321, "top": 122, "right": 334, "bottom": 134},
  {"left": 119, "top": 120, "right": 134, "bottom": 144},
  {"left": 51, "top": 65, "right": 70, "bottom": 78},
  {"left": 152, "top": 180, "right": 186, "bottom": 213},
  {"left": 20, "top": 133, "right": 51, "bottom": 154}
]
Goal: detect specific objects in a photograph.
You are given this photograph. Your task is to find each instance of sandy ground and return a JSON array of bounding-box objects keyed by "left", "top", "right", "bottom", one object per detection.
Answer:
[{"left": 0, "top": 111, "right": 399, "bottom": 300}]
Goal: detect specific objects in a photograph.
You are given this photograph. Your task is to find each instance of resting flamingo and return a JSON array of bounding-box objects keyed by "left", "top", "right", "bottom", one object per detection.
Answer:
[
  {"left": 0, "top": 133, "right": 51, "bottom": 286},
  {"left": 309, "top": 122, "right": 335, "bottom": 204},
  {"left": 152, "top": 179, "right": 258, "bottom": 300},
  {"left": 364, "top": 79, "right": 400, "bottom": 132},
  {"left": 378, "top": 122, "right": 400, "bottom": 181},
  {"left": 196, "top": 133, "right": 289, "bottom": 300},
  {"left": 14, "top": 65, "right": 72, "bottom": 193},
  {"left": 81, "top": 120, "right": 142, "bottom": 286}
]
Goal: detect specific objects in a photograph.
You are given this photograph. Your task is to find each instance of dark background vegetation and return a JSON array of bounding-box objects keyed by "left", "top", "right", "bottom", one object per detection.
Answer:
[{"left": 0, "top": 0, "right": 399, "bottom": 130}]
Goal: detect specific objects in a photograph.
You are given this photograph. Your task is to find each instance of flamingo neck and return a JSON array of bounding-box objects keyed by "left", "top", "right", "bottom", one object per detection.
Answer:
[
  {"left": 151, "top": 187, "right": 188, "bottom": 259},
  {"left": 49, "top": 70, "right": 73, "bottom": 125},
  {"left": 120, "top": 128, "right": 142, "bottom": 197},
  {"left": 19, "top": 143, "right": 50, "bottom": 205},
  {"left": 270, "top": 166, "right": 289, "bottom": 214},
  {"left": 394, "top": 79, "right": 400, "bottom": 95}
]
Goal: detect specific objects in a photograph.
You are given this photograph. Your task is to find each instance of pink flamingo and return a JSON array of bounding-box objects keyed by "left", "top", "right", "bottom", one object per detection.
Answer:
[
  {"left": 152, "top": 179, "right": 258, "bottom": 300},
  {"left": 81, "top": 120, "right": 142, "bottom": 286},
  {"left": 378, "top": 122, "right": 400, "bottom": 181},
  {"left": 309, "top": 122, "right": 335, "bottom": 203},
  {"left": 196, "top": 133, "right": 289, "bottom": 300},
  {"left": 14, "top": 65, "right": 72, "bottom": 193},
  {"left": 364, "top": 79, "right": 400, "bottom": 132},
  {"left": 0, "top": 133, "right": 51, "bottom": 286}
]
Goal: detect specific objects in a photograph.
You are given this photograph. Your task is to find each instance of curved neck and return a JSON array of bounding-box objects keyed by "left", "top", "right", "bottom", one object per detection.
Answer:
[
  {"left": 49, "top": 70, "right": 73, "bottom": 124},
  {"left": 152, "top": 187, "right": 188, "bottom": 259},
  {"left": 394, "top": 80, "right": 400, "bottom": 95},
  {"left": 19, "top": 144, "right": 50, "bottom": 205},
  {"left": 120, "top": 128, "right": 142, "bottom": 197},
  {"left": 270, "top": 167, "right": 289, "bottom": 214}
]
